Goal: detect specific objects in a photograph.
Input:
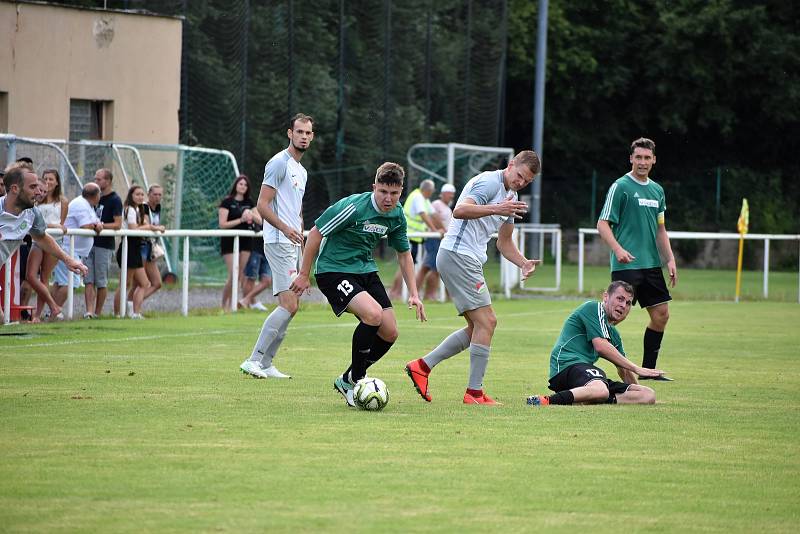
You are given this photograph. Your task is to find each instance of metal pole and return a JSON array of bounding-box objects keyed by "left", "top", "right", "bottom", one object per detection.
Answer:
[
  {"left": 182, "top": 236, "right": 190, "bottom": 317},
  {"left": 530, "top": 0, "right": 548, "bottom": 229},
  {"left": 578, "top": 230, "right": 584, "bottom": 293},
  {"left": 763, "top": 238, "right": 769, "bottom": 299},
  {"left": 172, "top": 149, "right": 185, "bottom": 271},
  {"left": 67, "top": 236, "right": 75, "bottom": 319},
  {"left": 240, "top": 0, "right": 250, "bottom": 166},
  {"left": 120, "top": 236, "right": 128, "bottom": 317},
  {"left": 232, "top": 236, "right": 240, "bottom": 312}
]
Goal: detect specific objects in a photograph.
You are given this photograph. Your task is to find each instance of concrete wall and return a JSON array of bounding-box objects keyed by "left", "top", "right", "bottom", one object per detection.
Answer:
[{"left": 0, "top": 1, "right": 181, "bottom": 144}]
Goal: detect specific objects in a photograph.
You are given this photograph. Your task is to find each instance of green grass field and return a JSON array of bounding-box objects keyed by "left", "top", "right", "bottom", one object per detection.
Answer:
[{"left": 2, "top": 297, "right": 799, "bottom": 532}]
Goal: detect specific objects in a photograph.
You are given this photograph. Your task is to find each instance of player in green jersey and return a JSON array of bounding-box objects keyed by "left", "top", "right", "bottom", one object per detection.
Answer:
[
  {"left": 597, "top": 138, "right": 677, "bottom": 381},
  {"left": 291, "top": 162, "right": 426, "bottom": 406},
  {"left": 526, "top": 281, "right": 665, "bottom": 406}
]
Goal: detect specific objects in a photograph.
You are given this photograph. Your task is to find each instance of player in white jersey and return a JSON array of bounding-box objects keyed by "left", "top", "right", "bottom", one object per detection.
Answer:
[
  {"left": 405, "top": 151, "right": 542, "bottom": 405},
  {"left": 240, "top": 113, "right": 314, "bottom": 379}
]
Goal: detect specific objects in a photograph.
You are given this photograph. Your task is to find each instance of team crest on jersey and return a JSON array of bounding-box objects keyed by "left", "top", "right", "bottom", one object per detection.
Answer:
[
  {"left": 637, "top": 198, "right": 659, "bottom": 208},
  {"left": 362, "top": 221, "right": 388, "bottom": 234}
]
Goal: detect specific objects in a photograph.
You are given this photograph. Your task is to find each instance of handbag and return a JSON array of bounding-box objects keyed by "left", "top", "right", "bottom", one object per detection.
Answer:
[{"left": 151, "top": 242, "right": 166, "bottom": 259}]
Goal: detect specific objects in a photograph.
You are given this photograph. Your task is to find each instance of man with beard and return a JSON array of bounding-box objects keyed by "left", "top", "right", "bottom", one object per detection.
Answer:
[
  {"left": 240, "top": 113, "right": 315, "bottom": 379},
  {"left": 526, "top": 281, "right": 665, "bottom": 406},
  {"left": 1, "top": 168, "right": 87, "bottom": 320}
]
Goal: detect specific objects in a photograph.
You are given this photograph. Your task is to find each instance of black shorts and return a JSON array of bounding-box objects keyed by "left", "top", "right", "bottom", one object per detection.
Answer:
[
  {"left": 116, "top": 237, "right": 144, "bottom": 269},
  {"left": 611, "top": 267, "right": 672, "bottom": 308},
  {"left": 549, "top": 363, "right": 630, "bottom": 401},
  {"left": 220, "top": 236, "right": 253, "bottom": 256},
  {"left": 20, "top": 235, "right": 32, "bottom": 281},
  {"left": 316, "top": 271, "right": 392, "bottom": 317}
]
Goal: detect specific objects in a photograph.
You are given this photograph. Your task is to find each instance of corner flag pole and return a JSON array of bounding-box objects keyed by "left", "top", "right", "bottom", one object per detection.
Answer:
[{"left": 734, "top": 198, "right": 749, "bottom": 303}]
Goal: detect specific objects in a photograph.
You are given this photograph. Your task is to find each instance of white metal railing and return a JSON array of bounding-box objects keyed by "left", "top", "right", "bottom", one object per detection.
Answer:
[
  {"left": 577, "top": 228, "right": 800, "bottom": 302},
  {"left": 3, "top": 225, "right": 562, "bottom": 322}
]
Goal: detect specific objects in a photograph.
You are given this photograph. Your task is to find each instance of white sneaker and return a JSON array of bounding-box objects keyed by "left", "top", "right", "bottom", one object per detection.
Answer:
[
  {"left": 240, "top": 360, "right": 268, "bottom": 379},
  {"left": 249, "top": 301, "right": 268, "bottom": 311},
  {"left": 260, "top": 364, "right": 291, "bottom": 379},
  {"left": 129, "top": 313, "right": 145, "bottom": 320},
  {"left": 126, "top": 301, "right": 134, "bottom": 316},
  {"left": 346, "top": 388, "right": 355, "bottom": 408}
]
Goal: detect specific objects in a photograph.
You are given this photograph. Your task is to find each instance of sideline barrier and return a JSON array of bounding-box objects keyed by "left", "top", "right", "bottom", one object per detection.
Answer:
[
  {"left": 2, "top": 226, "right": 562, "bottom": 322},
  {"left": 577, "top": 228, "right": 800, "bottom": 302}
]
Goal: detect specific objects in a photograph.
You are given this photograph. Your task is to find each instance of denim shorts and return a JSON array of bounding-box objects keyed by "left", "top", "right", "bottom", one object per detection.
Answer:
[{"left": 245, "top": 250, "right": 272, "bottom": 280}]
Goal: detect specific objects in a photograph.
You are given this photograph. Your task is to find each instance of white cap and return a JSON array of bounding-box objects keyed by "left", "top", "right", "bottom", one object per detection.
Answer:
[{"left": 441, "top": 184, "right": 456, "bottom": 193}]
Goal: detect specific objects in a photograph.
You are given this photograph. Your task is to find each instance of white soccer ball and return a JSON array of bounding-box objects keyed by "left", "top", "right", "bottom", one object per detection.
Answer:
[{"left": 353, "top": 377, "right": 389, "bottom": 411}]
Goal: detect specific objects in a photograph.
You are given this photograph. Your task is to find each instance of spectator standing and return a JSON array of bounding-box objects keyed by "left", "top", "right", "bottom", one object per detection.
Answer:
[
  {"left": 239, "top": 234, "right": 272, "bottom": 311},
  {"left": 131, "top": 184, "right": 167, "bottom": 307},
  {"left": 84, "top": 168, "right": 122, "bottom": 318},
  {"left": 113, "top": 185, "right": 153, "bottom": 319},
  {"left": 218, "top": 175, "right": 258, "bottom": 312},
  {"left": 417, "top": 183, "right": 456, "bottom": 300},
  {"left": 25, "top": 169, "right": 68, "bottom": 320}
]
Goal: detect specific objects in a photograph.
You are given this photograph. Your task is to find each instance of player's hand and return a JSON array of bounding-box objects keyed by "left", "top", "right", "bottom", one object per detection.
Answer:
[
  {"left": 408, "top": 295, "right": 427, "bottom": 322},
  {"left": 281, "top": 224, "right": 304, "bottom": 245},
  {"left": 494, "top": 199, "right": 529, "bottom": 219},
  {"left": 520, "top": 259, "right": 542, "bottom": 280},
  {"left": 635, "top": 366, "right": 665, "bottom": 378},
  {"left": 290, "top": 273, "right": 310, "bottom": 296},
  {"left": 667, "top": 259, "right": 678, "bottom": 287},
  {"left": 614, "top": 247, "right": 635, "bottom": 264},
  {"left": 66, "top": 257, "right": 89, "bottom": 277}
]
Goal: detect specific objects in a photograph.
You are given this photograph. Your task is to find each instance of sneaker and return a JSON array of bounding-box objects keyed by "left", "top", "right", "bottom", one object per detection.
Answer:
[
  {"left": 526, "top": 395, "right": 550, "bottom": 406},
  {"left": 249, "top": 301, "right": 268, "bottom": 311},
  {"left": 405, "top": 359, "right": 431, "bottom": 402},
  {"left": 240, "top": 360, "right": 268, "bottom": 379},
  {"left": 639, "top": 375, "right": 674, "bottom": 382},
  {"left": 129, "top": 313, "right": 145, "bottom": 320},
  {"left": 260, "top": 364, "right": 291, "bottom": 379},
  {"left": 83, "top": 312, "right": 95, "bottom": 319},
  {"left": 463, "top": 390, "right": 503, "bottom": 405},
  {"left": 126, "top": 301, "right": 134, "bottom": 317},
  {"left": 333, "top": 376, "right": 355, "bottom": 407}
]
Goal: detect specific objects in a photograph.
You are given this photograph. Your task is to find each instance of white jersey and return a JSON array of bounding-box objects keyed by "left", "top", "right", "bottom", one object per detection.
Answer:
[
  {"left": 440, "top": 170, "right": 515, "bottom": 265},
  {"left": 62, "top": 196, "right": 99, "bottom": 257},
  {"left": 261, "top": 149, "right": 307, "bottom": 245},
  {"left": 0, "top": 197, "right": 47, "bottom": 264}
]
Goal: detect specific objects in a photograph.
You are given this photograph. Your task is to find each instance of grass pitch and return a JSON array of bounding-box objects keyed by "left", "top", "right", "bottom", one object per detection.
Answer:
[{"left": 1, "top": 298, "right": 799, "bottom": 532}]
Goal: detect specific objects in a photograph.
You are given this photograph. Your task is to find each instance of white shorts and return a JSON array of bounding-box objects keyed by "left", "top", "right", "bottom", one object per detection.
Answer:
[{"left": 263, "top": 242, "right": 301, "bottom": 296}]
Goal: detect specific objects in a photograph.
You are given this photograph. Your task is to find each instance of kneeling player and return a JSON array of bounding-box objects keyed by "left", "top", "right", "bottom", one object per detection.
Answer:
[
  {"left": 527, "top": 281, "right": 666, "bottom": 406},
  {"left": 290, "top": 162, "right": 426, "bottom": 406}
]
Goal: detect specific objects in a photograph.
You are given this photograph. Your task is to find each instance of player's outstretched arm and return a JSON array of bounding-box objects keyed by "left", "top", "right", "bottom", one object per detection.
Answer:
[
  {"left": 496, "top": 224, "right": 541, "bottom": 280},
  {"left": 592, "top": 337, "right": 665, "bottom": 379},
  {"left": 597, "top": 219, "right": 635, "bottom": 264},
  {"left": 397, "top": 250, "right": 427, "bottom": 322},
  {"left": 290, "top": 226, "right": 322, "bottom": 296},
  {"left": 453, "top": 198, "right": 528, "bottom": 220},
  {"left": 33, "top": 233, "right": 89, "bottom": 277}
]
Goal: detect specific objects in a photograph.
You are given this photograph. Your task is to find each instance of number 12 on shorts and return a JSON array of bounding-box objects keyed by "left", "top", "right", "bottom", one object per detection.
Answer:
[{"left": 337, "top": 279, "right": 354, "bottom": 296}]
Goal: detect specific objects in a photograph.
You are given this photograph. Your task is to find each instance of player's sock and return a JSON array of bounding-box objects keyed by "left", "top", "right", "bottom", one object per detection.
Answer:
[
  {"left": 262, "top": 315, "right": 291, "bottom": 367},
  {"left": 351, "top": 321, "right": 380, "bottom": 382},
  {"left": 249, "top": 306, "right": 292, "bottom": 364},
  {"left": 642, "top": 327, "right": 664, "bottom": 368},
  {"left": 422, "top": 328, "right": 470, "bottom": 369},
  {"left": 548, "top": 391, "right": 575, "bottom": 405},
  {"left": 467, "top": 343, "right": 491, "bottom": 390},
  {"left": 365, "top": 336, "right": 394, "bottom": 371}
]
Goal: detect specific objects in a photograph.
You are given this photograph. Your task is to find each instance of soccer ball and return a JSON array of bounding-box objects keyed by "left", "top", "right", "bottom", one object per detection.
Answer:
[{"left": 353, "top": 377, "right": 389, "bottom": 411}]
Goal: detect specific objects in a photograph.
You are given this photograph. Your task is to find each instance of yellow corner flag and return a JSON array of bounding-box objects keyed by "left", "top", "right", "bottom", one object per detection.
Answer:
[
  {"left": 735, "top": 198, "right": 749, "bottom": 302},
  {"left": 737, "top": 198, "right": 749, "bottom": 235}
]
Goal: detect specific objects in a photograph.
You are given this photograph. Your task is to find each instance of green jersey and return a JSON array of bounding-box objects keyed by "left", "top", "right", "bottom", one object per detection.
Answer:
[
  {"left": 598, "top": 173, "right": 666, "bottom": 271},
  {"left": 549, "top": 300, "right": 625, "bottom": 379},
  {"left": 314, "top": 192, "right": 410, "bottom": 275}
]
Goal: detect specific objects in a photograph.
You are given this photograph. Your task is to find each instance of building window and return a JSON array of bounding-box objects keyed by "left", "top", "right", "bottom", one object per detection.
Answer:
[
  {"left": 0, "top": 92, "right": 8, "bottom": 133},
  {"left": 69, "top": 99, "right": 113, "bottom": 178}
]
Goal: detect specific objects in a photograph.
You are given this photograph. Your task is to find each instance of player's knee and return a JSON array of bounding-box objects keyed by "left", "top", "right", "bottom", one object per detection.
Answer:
[
  {"left": 383, "top": 327, "right": 399, "bottom": 343},
  {"left": 588, "top": 381, "right": 610, "bottom": 402},
  {"left": 640, "top": 386, "right": 656, "bottom": 404},
  {"left": 361, "top": 307, "right": 383, "bottom": 326}
]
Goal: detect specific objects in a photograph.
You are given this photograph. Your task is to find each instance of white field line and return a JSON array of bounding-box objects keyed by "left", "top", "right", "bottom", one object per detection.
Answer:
[{"left": 10, "top": 308, "right": 575, "bottom": 349}]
